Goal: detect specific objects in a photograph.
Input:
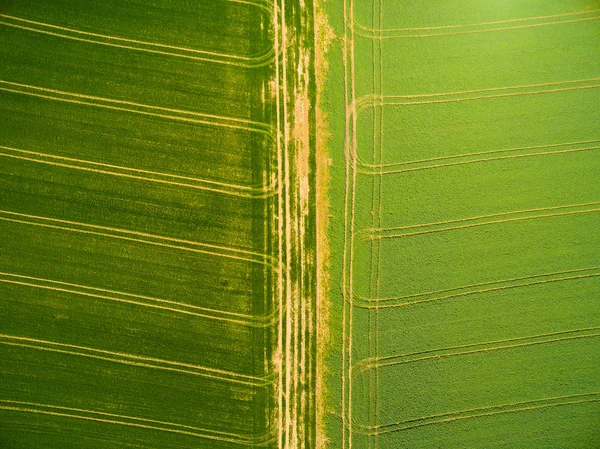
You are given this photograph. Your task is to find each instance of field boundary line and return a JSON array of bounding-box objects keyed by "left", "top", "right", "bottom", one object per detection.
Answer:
[
  {"left": 270, "top": 0, "right": 324, "bottom": 445},
  {"left": 354, "top": 267, "right": 600, "bottom": 308},
  {"left": 354, "top": 13, "right": 600, "bottom": 39},
  {"left": 0, "top": 272, "right": 276, "bottom": 327},
  {"left": 0, "top": 210, "right": 277, "bottom": 267},
  {"left": 339, "top": 0, "right": 359, "bottom": 445},
  {"left": 355, "top": 138, "right": 600, "bottom": 171},
  {"left": 272, "top": 1, "right": 284, "bottom": 447},
  {"left": 0, "top": 14, "right": 275, "bottom": 68},
  {"left": 340, "top": 0, "right": 350, "bottom": 444},
  {"left": 340, "top": 0, "right": 360, "bottom": 444},
  {"left": 0, "top": 145, "right": 276, "bottom": 199},
  {"left": 278, "top": 0, "right": 293, "bottom": 447},
  {"left": 0, "top": 335, "right": 276, "bottom": 387},
  {"left": 351, "top": 392, "right": 600, "bottom": 435},
  {"left": 362, "top": 204, "right": 600, "bottom": 241},
  {"left": 272, "top": 0, "right": 285, "bottom": 448},
  {"left": 355, "top": 327, "right": 600, "bottom": 371},
  {"left": 373, "top": 0, "right": 384, "bottom": 447},
  {"left": 0, "top": 80, "right": 277, "bottom": 138},
  {"left": 0, "top": 400, "right": 269, "bottom": 445}
]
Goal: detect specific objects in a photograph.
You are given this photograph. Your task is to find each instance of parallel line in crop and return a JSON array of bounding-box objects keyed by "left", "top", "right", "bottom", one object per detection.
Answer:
[
  {"left": 0, "top": 80, "right": 277, "bottom": 138},
  {"left": 358, "top": 145, "right": 600, "bottom": 176},
  {"left": 0, "top": 272, "right": 276, "bottom": 327},
  {"left": 355, "top": 327, "right": 600, "bottom": 372},
  {"left": 0, "top": 14, "right": 275, "bottom": 68},
  {"left": 361, "top": 202, "right": 600, "bottom": 241},
  {"left": 229, "top": 0, "right": 273, "bottom": 10},
  {"left": 353, "top": 81, "right": 600, "bottom": 113},
  {"left": 362, "top": 201, "right": 600, "bottom": 240},
  {"left": 355, "top": 137, "right": 600, "bottom": 171},
  {"left": 356, "top": 9, "right": 600, "bottom": 33},
  {"left": 0, "top": 145, "right": 277, "bottom": 199},
  {"left": 354, "top": 266, "right": 600, "bottom": 308},
  {"left": 352, "top": 82, "right": 600, "bottom": 174},
  {"left": 352, "top": 392, "right": 600, "bottom": 435},
  {"left": 0, "top": 210, "right": 278, "bottom": 267},
  {"left": 0, "top": 335, "right": 275, "bottom": 386},
  {"left": 354, "top": 78, "right": 600, "bottom": 117},
  {"left": 222, "top": 0, "right": 275, "bottom": 14},
  {"left": 0, "top": 400, "right": 268, "bottom": 445},
  {"left": 354, "top": 11, "right": 600, "bottom": 39}
]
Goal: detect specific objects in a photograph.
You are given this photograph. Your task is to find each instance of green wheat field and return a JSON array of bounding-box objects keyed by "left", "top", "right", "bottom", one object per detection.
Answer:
[{"left": 1, "top": 0, "right": 599, "bottom": 448}]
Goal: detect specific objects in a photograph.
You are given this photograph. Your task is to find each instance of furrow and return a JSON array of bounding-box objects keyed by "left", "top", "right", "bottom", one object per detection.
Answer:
[
  {"left": 0, "top": 335, "right": 275, "bottom": 387},
  {"left": 356, "top": 327, "right": 600, "bottom": 372},
  {"left": 0, "top": 145, "right": 277, "bottom": 199},
  {"left": 0, "top": 15, "right": 275, "bottom": 68},
  {"left": 0, "top": 210, "right": 276, "bottom": 267},
  {"left": 0, "top": 271, "right": 276, "bottom": 327}
]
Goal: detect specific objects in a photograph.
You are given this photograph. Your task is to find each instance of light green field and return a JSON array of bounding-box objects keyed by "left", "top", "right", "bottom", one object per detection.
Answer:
[{"left": 323, "top": 0, "right": 600, "bottom": 448}]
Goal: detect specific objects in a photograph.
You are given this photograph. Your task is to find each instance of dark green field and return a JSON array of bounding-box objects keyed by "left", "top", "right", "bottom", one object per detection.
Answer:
[
  {"left": 1, "top": 0, "right": 320, "bottom": 446},
  {"left": 0, "top": 0, "right": 289, "bottom": 447},
  {"left": 323, "top": 0, "right": 600, "bottom": 448}
]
